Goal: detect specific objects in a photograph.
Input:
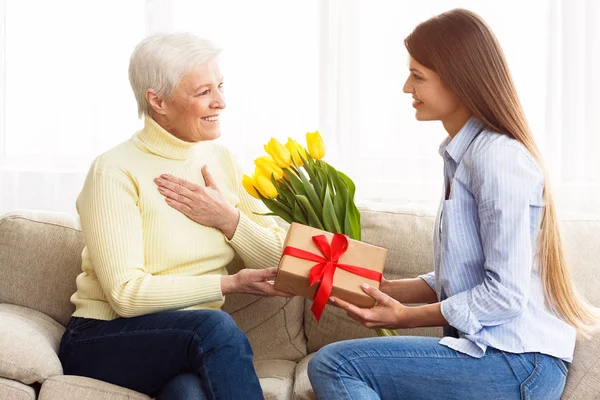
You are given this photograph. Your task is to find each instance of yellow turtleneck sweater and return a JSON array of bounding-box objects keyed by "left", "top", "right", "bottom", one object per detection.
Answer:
[{"left": 71, "top": 117, "right": 286, "bottom": 320}]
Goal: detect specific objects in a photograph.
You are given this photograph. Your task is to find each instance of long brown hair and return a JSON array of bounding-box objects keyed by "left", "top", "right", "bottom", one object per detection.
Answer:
[{"left": 405, "top": 9, "right": 598, "bottom": 334}]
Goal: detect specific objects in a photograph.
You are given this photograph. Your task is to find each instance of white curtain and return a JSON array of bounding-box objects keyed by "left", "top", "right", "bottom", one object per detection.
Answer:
[
  {"left": 544, "top": 0, "right": 600, "bottom": 215},
  {"left": 1, "top": 0, "right": 598, "bottom": 216}
]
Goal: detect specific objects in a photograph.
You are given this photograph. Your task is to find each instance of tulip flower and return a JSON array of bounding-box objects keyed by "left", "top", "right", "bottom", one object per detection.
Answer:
[
  {"left": 306, "top": 130, "right": 326, "bottom": 160},
  {"left": 285, "top": 138, "right": 308, "bottom": 166},
  {"left": 242, "top": 175, "right": 261, "bottom": 199},
  {"left": 264, "top": 138, "right": 292, "bottom": 168},
  {"left": 254, "top": 173, "right": 279, "bottom": 199},
  {"left": 254, "top": 156, "right": 284, "bottom": 180}
]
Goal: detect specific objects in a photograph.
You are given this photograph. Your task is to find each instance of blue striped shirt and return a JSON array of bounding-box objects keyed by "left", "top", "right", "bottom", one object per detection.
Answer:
[{"left": 419, "top": 117, "right": 576, "bottom": 362}]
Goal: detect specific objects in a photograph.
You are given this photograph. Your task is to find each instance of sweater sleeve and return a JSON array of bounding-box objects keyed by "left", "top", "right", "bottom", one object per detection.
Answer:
[
  {"left": 77, "top": 161, "right": 224, "bottom": 318},
  {"left": 220, "top": 148, "right": 286, "bottom": 270}
]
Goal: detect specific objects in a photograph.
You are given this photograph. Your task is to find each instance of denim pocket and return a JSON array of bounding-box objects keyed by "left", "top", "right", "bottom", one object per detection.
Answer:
[
  {"left": 554, "top": 358, "right": 568, "bottom": 377},
  {"left": 520, "top": 354, "right": 566, "bottom": 400},
  {"left": 69, "top": 317, "right": 102, "bottom": 333}
]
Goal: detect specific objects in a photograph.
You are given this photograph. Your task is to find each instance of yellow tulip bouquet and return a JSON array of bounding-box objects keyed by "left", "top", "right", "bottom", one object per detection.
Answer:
[
  {"left": 242, "top": 131, "right": 361, "bottom": 240},
  {"left": 242, "top": 132, "right": 397, "bottom": 337}
]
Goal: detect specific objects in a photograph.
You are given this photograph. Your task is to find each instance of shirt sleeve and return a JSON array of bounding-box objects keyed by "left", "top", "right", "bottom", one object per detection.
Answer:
[
  {"left": 222, "top": 147, "right": 287, "bottom": 270},
  {"left": 77, "top": 161, "right": 224, "bottom": 318},
  {"left": 418, "top": 271, "right": 437, "bottom": 294},
  {"left": 440, "top": 144, "right": 544, "bottom": 335}
]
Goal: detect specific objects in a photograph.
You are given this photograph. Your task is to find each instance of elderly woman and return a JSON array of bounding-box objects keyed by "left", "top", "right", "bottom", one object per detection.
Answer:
[{"left": 58, "top": 33, "right": 291, "bottom": 400}]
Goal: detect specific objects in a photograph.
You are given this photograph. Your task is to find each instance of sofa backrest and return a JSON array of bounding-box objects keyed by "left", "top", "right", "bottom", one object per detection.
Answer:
[
  {"left": 0, "top": 210, "right": 307, "bottom": 362},
  {"left": 303, "top": 203, "right": 600, "bottom": 353},
  {"left": 0, "top": 211, "right": 84, "bottom": 327}
]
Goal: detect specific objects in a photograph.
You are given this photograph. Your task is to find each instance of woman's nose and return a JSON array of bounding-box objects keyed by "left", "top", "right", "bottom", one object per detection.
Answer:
[
  {"left": 212, "top": 92, "right": 226, "bottom": 109},
  {"left": 402, "top": 77, "right": 412, "bottom": 94}
]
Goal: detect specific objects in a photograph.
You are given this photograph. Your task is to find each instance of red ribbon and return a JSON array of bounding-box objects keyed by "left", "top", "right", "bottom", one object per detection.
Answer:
[{"left": 281, "top": 233, "right": 382, "bottom": 321}]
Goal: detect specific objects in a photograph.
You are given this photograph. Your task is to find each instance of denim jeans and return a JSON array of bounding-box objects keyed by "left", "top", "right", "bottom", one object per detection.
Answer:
[
  {"left": 58, "top": 309, "right": 264, "bottom": 400},
  {"left": 308, "top": 336, "right": 568, "bottom": 400}
]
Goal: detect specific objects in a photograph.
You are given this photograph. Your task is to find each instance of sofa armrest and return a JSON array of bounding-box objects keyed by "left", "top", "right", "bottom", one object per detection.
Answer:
[
  {"left": 0, "top": 304, "right": 64, "bottom": 384},
  {"left": 39, "top": 375, "right": 151, "bottom": 400},
  {"left": 0, "top": 377, "right": 36, "bottom": 400}
]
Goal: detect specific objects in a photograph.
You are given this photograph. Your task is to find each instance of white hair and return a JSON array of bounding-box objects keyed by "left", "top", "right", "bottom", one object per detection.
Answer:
[{"left": 128, "top": 33, "right": 221, "bottom": 118}]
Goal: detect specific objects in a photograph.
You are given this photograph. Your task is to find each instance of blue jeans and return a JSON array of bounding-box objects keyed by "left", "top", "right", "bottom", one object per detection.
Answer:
[
  {"left": 308, "top": 336, "right": 568, "bottom": 400},
  {"left": 58, "top": 310, "right": 264, "bottom": 400}
]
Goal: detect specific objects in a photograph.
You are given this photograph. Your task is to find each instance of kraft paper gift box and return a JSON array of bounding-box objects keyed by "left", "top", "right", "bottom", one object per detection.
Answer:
[{"left": 274, "top": 222, "right": 387, "bottom": 321}]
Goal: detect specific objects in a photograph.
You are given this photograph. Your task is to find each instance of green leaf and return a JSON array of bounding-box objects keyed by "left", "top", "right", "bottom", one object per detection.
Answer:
[
  {"left": 297, "top": 166, "right": 323, "bottom": 216},
  {"left": 290, "top": 156, "right": 324, "bottom": 219},
  {"left": 295, "top": 195, "right": 324, "bottom": 230},
  {"left": 337, "top": 171, "right": 357, "bottom": 199},
  {"left": 256, "top": 190, "right": 293, "bottom": 221},
  {"left": 376, "top": 328, "right": 398, "bottom": 337},
  {"left": 273, "top": 176, "right": 294, "bottom": 207},
  {"left": 322, "top": 186, "right": 342, "bottom": 233},
  {"left": 333, "top": 192, "right": 345, "bottom": 225},
  {"left": 262, "top": 199, "right": 294, "bottom": 223},
  {"left": 336, "top": 171, "right": 361, "bottom": 241},
  {"left": 284, "top": 169, "right": 308, "bottom": 197},
  {"left": 323, "top": 163, "right": 347, "bottom": 221},
  {"left": 291, "top": 201, "right": 308, "bottom": 225},
  {"left": 252, "top": 212, "right": 278, "bottom": 217},
  {"left": 299, "top": 152, "right": 323, "bottom": 199}
]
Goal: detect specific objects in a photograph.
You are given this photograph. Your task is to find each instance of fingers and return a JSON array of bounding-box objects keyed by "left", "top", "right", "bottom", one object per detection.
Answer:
[
  {"left": 201, "top": 165, "right": 219, "bottom": 189},
  {"left": 263, "top": 267, "right": 279, "bottom": 280},
  {"left": 159, "top": 174, "right": 200, "bottom": 192},
  {"left": 330, "top": 296, "right": 379, "bottom": 327},
  {"left": 361, "top": 283, "right": 391, "bottom": 305},
  {"left": 330, "top": 296, "right": 368, "bottom": 319},
  {"left": 158, "top": 185, "right": 194, "bottom": 206},
  {"left": 165, "top": 197, "right": 194, "bottom": 214},
  {"left": 263, "top": 282, "right": 295, "bottom": 297},
  {"left": 155, "top": 176, "right": 197, "bottom": 203}
]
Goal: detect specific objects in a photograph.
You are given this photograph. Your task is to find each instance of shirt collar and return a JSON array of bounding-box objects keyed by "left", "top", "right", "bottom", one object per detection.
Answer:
[
  {"left": 438, "top": 117, "right": 485, "bottom": 163},
  {"left": 134, "top": 116, "right": 197, "bottom": 160}
]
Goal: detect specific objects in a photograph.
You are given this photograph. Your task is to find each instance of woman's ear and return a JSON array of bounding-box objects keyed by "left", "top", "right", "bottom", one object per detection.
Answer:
[{"left": 146, "top": 89, "right": 167, "bottom": 115}]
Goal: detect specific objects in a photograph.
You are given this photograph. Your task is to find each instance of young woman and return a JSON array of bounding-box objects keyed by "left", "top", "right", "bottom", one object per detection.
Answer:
[{"left": 308, "top": 9, "right": 598, "bottom": 400}]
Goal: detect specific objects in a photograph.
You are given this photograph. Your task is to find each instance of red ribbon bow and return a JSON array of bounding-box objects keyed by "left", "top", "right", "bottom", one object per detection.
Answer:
[{"left": 282, "top": 233, "right": 382, "bottom": 321}]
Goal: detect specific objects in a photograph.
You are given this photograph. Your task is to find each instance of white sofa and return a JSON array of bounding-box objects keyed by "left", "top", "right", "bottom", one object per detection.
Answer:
[{"left": 1, "top": 204, "right": 598, "bottom": 399}]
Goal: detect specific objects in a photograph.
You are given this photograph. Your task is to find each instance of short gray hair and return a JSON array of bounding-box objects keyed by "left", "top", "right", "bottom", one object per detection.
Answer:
[{"left": 128, "top": 33, "right": 221, "bottom": 118}]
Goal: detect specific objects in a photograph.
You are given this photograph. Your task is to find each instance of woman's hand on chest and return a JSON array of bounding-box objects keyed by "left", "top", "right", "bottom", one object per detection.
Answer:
[{"left": 153, "top": 165, "right": 240, "bottom": 239}]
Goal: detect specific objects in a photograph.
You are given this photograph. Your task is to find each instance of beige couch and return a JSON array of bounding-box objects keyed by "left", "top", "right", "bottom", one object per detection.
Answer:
[{"left": 1, "top": 205, "right": 599, "bottom": 400}]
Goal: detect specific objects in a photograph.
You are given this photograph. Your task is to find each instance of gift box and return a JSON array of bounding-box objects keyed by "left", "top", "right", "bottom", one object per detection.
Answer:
[{"left": 274, "top": 223, "right": 387, "bottom": 321}]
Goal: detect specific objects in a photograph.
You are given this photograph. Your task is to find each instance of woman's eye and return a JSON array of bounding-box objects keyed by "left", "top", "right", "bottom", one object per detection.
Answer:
[
  {"left": 199, "top": 90, "right": 210, "bottom": 96},
  {"left": 413, "top": 74, "right": 423, "bottom": 81}
]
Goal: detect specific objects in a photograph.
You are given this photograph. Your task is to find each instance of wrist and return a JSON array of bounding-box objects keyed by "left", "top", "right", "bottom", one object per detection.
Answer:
[
  {"left": 221, "top": 207, "right": 240, "bottom": 240},
  {"left": 220, "top": 275, "right": 238, "bottom": 295},
  {"left": 397, "top": 305, "right": 416, "bottom": 329},
  {"left": 379, "top": 279, "right": 391, "bottom": 295}
]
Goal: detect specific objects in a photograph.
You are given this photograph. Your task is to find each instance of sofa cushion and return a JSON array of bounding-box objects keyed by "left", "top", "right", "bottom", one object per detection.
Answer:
[
  {"left": 38, "top": 375, "right": 150, "bottom": 400},
  {"left": 0, "top": 377, "right": 36, "bottom": 400},
  {"left": 223, "top": 255, "right": 307, "bottom": 362},
  {"left": 0, "top": 304, "right": 64, "bottom": 385},
  {"left": 560, "top": 217, "right": 600, "bottom": 307},
  {"left": 0, "top": 211, "right": 84, "bottom": 326},
  {"left": 293, "top": 353, "right": 316, "bottom": 400},
  {"left": 254, "top": 359, "right": 296, "bottom": 400},
  {"left": 563, "top": 328, "right": 600, "bottom": 400},
  {"left": 304, "top": 204, "right": 442, "bottom": 353}
]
